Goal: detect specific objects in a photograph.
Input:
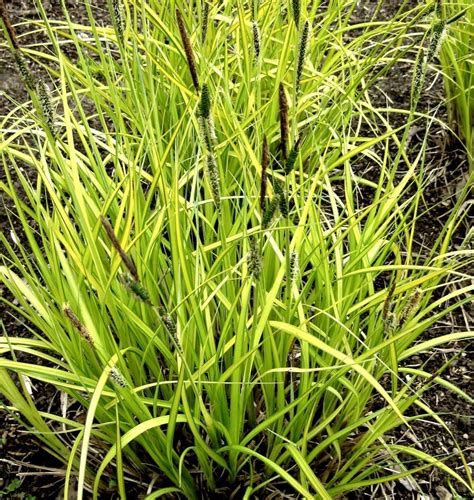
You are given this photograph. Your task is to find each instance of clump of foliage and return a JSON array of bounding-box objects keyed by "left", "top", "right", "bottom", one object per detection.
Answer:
[{"left": 0, "top": 1, "right": 472, "bottom": 498}]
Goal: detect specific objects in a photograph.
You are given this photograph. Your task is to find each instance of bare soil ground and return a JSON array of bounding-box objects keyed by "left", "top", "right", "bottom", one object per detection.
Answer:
[{"left": 0, "top": 1, "right": 472, "bottom": 499}]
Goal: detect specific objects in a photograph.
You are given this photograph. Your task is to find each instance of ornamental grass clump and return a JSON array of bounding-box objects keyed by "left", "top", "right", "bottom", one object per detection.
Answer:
[
  {"left": 0, "top": 1, "right": 473, "bottom": 498},
  {"left": 438, "top": 2, "right": 473, "bottom": 171},
  {"left": 414, "top": 3, "right": 473, "bottom": 170}
]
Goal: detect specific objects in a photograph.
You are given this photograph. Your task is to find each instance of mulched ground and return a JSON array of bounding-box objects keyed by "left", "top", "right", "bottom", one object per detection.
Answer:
[{"left": 1, "top": 1, "right": 472, "bottom": 499}]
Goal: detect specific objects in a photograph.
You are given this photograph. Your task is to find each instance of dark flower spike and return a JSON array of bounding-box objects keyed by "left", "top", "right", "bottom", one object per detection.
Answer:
[
  {"left": 262, "top": 195, "right": 280, "bottom": 229},
  {"left": 176, "top": 8, "right": 200, "bottom": 92},
  {"left": 201, "top": 2, "right": 209, "bottom": 44},
  {"left": 285, "top": 135, "right": 302, "bottom": 174},
  {"left": 292, "top": 0, "right": 301, "bottom": 29},
  {"left": 200, "top": 83, "right": 211, "bottom": 119},
  {"left": 296, "top": 20, "right": 310, "bottom": 96},
  {"left": 260, "top": 135, "right": 269, "bottom": 212},
  {"left": 248, "top": 235, "right": 263, "bottom": 279},
  {"left": 119, "top": 273, "right": 150, "bottom": 303},
  {"left": 37, "top": 80, "right": 58, "bottom": 139},
  {"left": 274, "top": 179, "right": 288, "bottom": 218},
  {"left": 252, "top": 21, "right": 261, "bottom": 62},
  {"left": 383, "top": 280, "right": 396, "bottom": 320},
  {"left": 14, "top": 50, "right": 34, "bottom": 89},
  {"left": 112, "top": 0, "right": 125, "bottom": 42},
  {"left": 206, "top": 153, "right": 221, "bottom": 210},
  {"left": 110, "top": 367, "right": 128, "bottom": 387},
  {"left": 63, "top": 304, "right": 94, "bottom": 345},
  {"left": 100, "top": 215, "right": 139, "bottom": 281},
  {"left": 426, "top": 19, "right": 447, "bottom": 64},
  {"left": 279, "top": 83, "right": 289, "bottom": 162},
  {"left": 0, "top": 1, "right": 34, "bottom": 89},
  {"left": 0, "top": 0, "right": 20, "bottom": 50},
  {"left": 399, "top": 287, "right": 423, "bottom": 326}
]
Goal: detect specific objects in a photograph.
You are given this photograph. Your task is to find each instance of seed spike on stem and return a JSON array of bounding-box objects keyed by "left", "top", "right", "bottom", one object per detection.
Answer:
[
  {"left": 0, "top": 0, "right": 20, "bottom": 50},
  {"left": 100, "top": 215, "right": 139, "bottom": 281},
  {"left": 176, "top": 8, "right": 200, "bottom": 92},
  {"left": 252, "top": 21, "right": 261, "bottom": 62},
  {"left": 201, "top": 1, "right": 209, "bottom": 44},
  {"left": 296, "top": 20, "right": 310, "bottom": 97},
  {"left": 285, "top": 136, "right": 302, "bottom": 174},
  {"left": 399, "top": 287, "right": 423, "bottom": 326},
  {"left": 63, "top": 304, "right": 94, "bottom": 345},
  {"left": 279, "top": 83, "right": 289, "bottom": 162},
  {"left": 248, "top": 235, "right": 263, "bottom": 279},
  {"left": 260, "top": 135, "right": 269, "bottom": 212},
  {"left": 292, "top": 0, "right": 301, "bottom": 28}
]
